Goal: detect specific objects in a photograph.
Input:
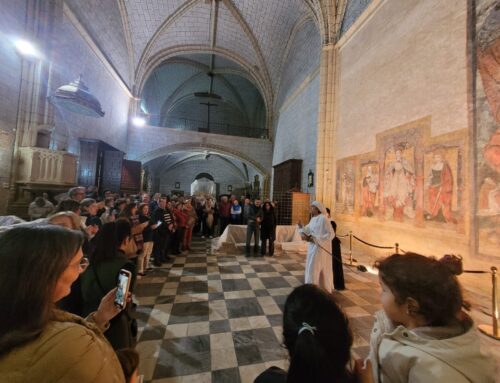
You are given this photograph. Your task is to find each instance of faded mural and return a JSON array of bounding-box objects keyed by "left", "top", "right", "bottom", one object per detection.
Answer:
[
  {"left": 475, "top": 1, "right": 500, "bottom": 256},
  {"left": 360, "top": 161, "right": 379, "bottom": 217},
  {"left": 336, "top": 119, "right": 464, "bottom": 230},
  {"left": 383, "top": 144, "right": 416, "bottom": 221},
  {"left": 335, "top": 158, "right": 355, "bottom": 214}
]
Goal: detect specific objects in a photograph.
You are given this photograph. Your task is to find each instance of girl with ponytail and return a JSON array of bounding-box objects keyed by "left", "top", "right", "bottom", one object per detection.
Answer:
[
  {"left": 255, "top": 284, "right": 356, "bottom": 383},
  {"left": 362, "top": 252, "right": 495, "bottom": 383}
]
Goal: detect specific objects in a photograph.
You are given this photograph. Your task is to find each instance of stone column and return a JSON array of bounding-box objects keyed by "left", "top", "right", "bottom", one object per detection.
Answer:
[
  {"left": 7, "top": 0, "right": 58, "bottom": 214},
  {"left": 315, "top": 44, "right": 336, "bottom": 209}
]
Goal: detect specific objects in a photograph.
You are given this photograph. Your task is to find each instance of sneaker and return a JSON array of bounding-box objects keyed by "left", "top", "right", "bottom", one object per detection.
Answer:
[
  {"left": 209, "top": 235, "right": 213, "bottom": 239},
  {"left": 201, "top": 235, "right": 205, "bottom": 238}
]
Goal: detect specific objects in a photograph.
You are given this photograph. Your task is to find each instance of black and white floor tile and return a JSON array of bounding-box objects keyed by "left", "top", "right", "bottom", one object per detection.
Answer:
[{"left": 134, "top": 236, "right": 382, "bottom": 383}]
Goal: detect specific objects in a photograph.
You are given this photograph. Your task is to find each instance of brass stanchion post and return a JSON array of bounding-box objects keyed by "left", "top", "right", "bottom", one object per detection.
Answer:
[
  {"left": 478, "top": 266, "right": 499, "bottom": 340},
  {"left": 395, "top": 243, "right": 399, "bottom": 254},
  {"left": 349, "top": 230, "right": 353, "bottom": 265}
]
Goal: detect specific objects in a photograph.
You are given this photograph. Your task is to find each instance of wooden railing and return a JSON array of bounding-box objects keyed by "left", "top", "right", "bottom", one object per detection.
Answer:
[{"left": 16, "top": 147, "right": 77, "bottom": 185}]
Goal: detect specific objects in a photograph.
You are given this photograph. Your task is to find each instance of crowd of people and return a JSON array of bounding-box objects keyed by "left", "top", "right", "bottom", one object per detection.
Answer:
[
  {"left": 0, "top": 186, "right": 496, "bottom": 382},
  {"left": 26, "top": 187, "right": 281, "bottom": 259}
]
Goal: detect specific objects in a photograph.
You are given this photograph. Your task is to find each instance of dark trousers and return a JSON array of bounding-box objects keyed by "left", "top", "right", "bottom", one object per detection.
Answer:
[
  {"left": 261, "top": 238, "right": 274, "bottom": 256},
  {"left": 175, "top": 227, "right": 186, "bottom": 252},
  {"left": 246, "top": 223, "right": 260, "bottom": 254},
  {"left": 219, "top": 216, "right": 230, "bottom": 235},
  {"left": 203, "top": 221, "right": 214, "bottom": 237},
  {"left": 153, "top": 233, "right": 171, "bottom": 264},
  {"left": 332, "top": 238, "right": 345, "bottom": 290}
]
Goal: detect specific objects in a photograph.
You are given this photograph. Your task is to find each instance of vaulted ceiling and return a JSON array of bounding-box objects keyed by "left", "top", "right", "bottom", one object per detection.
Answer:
[
  {"left": 140, "top": 53, "right": 266, "bottom": 137},
  {"left": 64, "top": 0, "right": 353, "bottom": 103}
]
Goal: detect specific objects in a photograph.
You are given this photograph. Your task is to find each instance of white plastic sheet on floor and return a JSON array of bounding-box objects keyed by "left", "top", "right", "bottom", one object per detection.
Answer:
[
  {"left": 0, "top": 216, "right": 46, "bottom": 233},
  {"left": 213, "top": 224, "right": 307, "bottom": 254}
]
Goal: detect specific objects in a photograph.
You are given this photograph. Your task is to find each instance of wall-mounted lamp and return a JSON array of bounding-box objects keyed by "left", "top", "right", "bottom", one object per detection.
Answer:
[
  {"left": 14, "top": 39, "right": 41, "bottom": 59},
  {"left": 175, "top": 182, "right": 180, "bottom": 189},
  {"left": 227, "top": 185, "right": 232, "bottom": 192},
  {"left": 308, "top": 169, "right": 314, "bottom": 188}
]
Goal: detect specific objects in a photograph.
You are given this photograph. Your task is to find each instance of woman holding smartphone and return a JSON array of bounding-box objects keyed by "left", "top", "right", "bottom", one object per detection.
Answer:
[
  {"left": 0, "top": 225, "right": 126, "bottom": 382},
  {"left": 80, "top": 220, "right": 137, "bottom": 349}
]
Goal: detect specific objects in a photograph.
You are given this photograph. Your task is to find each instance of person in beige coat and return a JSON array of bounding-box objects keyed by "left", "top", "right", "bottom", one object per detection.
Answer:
[
  {"left": 0, "top": 225, "right": 126, "bottom": 383},
  {"left": 360, "top": 253, "right": 496, "bottom": 383}
]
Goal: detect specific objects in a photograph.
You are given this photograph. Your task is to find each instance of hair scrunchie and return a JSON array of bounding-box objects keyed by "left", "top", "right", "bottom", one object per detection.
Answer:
[{"left": 298, "top": 322, "right": 317, "bottom": 336}]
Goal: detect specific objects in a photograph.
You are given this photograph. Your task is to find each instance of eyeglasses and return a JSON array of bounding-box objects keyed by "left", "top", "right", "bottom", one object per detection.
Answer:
[{"left": 74, "top": 257, "right": 89, "bottom": 272}]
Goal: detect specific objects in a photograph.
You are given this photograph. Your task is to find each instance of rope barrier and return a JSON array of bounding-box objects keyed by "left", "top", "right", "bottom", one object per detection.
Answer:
[
  {"left": 325, "top": 229, "right": 498, "bottom": 340},
  {"left": 352, "top": 235, "right": 394, "bottom": 249}
]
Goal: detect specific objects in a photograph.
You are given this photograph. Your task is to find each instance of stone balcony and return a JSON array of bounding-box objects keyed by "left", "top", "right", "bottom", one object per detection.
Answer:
[{"left": 16, "top": 147, "right": 77, "bottom": 186}]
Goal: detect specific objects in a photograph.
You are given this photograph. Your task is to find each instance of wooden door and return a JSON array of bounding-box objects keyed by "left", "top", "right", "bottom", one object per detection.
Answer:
[
  {"left": 100, "top": 150, "right": 123, "bottom": 193},
  {"left": 120, "top": 160, "right": 142, "bottom": 194}
]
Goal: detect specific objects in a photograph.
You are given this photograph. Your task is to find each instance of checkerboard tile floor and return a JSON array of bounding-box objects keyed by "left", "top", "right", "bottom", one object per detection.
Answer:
[{"left": 134, "top": 236, "right": 381, "bottom": 383}]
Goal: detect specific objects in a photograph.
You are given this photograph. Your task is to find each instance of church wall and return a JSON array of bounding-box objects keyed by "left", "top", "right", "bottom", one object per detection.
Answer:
[
  {"left": 332, "top": 0, "right": 478, "bottom": 262},
  {"left": 336, "top": 0, "right": 468, "bottom": 159},
  {"left": 273, "top": 74, "right": 320, "bottom": 195},
  {"left": 272, "top": 20, "right": 321, "bottom": 197},
  {"left": 0, "top": 0, "right": 27, "bottom": 213},
  {"left": 50, "top": 9, "right": 130, "bottom": 155},
  {"left": 159, "top": 157, "right": 246, "bottom": 197}
]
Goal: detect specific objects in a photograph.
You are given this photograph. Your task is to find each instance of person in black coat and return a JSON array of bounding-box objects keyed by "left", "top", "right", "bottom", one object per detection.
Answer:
[
  {"left": 326, "top": 208, "right": 345, "bottom": 290},
  {"left": 260, "top": 202, "right": 277, "bottom": 257}
]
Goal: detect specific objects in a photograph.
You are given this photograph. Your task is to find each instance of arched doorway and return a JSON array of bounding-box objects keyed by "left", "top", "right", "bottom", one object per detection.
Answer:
[{"left": 191, "top": 173, "right": 216, "bottom": 196}]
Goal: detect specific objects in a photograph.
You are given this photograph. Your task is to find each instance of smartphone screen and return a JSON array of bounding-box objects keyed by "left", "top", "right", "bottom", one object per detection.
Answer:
[{"left": 114, "top": 270, "right": 131, "bottom": 308}]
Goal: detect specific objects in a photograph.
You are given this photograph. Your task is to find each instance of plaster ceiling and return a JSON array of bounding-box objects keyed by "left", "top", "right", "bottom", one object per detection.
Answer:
[{"left": 67, "top": 0, "right": 325, "bottom": 97}]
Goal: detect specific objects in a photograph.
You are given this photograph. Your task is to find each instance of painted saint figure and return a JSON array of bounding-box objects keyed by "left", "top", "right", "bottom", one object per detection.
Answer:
[
  {"left": 384, "top": 149, "right": 415, "bottom": 221},
  {"left": 361, "top": 165, "right": 378, "bottom": 216},
  {"left": 425, "top": 152, "right": 457, "bottom": 223}
]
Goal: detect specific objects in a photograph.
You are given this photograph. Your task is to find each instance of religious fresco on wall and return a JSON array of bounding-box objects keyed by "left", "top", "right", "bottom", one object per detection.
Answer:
[
  {"left": 423, "top": 147, "right": 461, "bottom": 224},
  {"left": 382, "top": 144, "right": 416, "bottom": 222},
  {"left": 336, "top": 118, "right": 465, "bottom": 230},
  {"left": 475, "top": 1, "right": 500, "bottom": 256},
  {"left": 335, "top": 159, "right": 355, "bottom": 214},
  {"left": 360, "top": 161, "right": 379, "bottom": 217}
]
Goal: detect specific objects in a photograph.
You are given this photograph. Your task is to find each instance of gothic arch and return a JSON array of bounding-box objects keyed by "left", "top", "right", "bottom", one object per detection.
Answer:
[{"left": 137, "top": 142, "right": 270, "bottom": 179}]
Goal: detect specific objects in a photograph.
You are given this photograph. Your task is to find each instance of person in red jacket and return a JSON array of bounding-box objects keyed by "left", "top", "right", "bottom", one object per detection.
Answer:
[{"left": 173, "top": 201, "right": 188, "bottom": 253}]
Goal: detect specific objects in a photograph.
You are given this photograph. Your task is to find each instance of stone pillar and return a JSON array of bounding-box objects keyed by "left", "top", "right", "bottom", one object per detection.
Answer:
[
  {"left": 315, "top": 44, "right": 336, "bottom": 209},
  {"left": 7, "top": 0, "right": 59, "bottom": 214},
  {"left": 262, "top": 174, "right": 271, "bottom": 200}
]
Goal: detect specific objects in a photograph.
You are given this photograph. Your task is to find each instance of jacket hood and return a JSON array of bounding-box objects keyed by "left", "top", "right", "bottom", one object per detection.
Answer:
[{"left": 376, "top": 311, "right": 497, "bottom": 382}]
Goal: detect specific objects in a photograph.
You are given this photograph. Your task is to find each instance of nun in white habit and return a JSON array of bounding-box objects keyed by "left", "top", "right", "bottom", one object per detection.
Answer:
[{"left": 298, "top": 201, "right": 335, "bottom": 292}]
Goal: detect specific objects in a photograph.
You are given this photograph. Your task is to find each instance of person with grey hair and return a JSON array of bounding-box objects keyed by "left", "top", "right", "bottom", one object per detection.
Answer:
[
  {"left": 28, "top": 196, "right": 54, "bottom": 220},
  {"left": 68, "top": 186, "right": 86, "bottom": 202},
  {"left": 298, "top": 201, "right": 335, "bottom": 292}
]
